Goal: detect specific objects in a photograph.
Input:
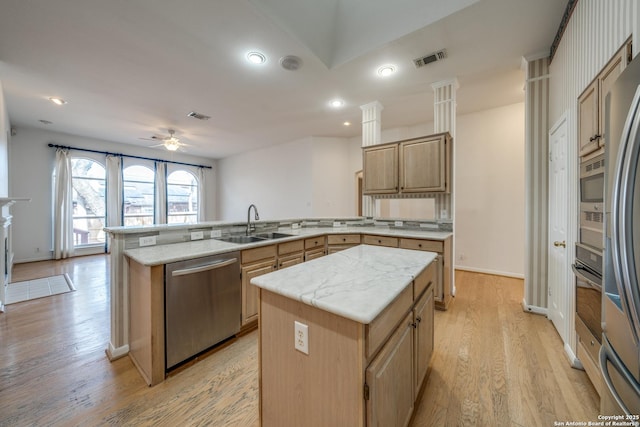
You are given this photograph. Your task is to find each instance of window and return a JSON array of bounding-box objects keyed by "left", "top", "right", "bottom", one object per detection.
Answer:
[
  {"left": 123, "top": 165, "right": 155, "bottom": 226},
  {"left": 167, "top": 170, "right": 198, "bottom": 224},
  {"left": 71, "top": 158, "right": 106, "bottom": 246}
]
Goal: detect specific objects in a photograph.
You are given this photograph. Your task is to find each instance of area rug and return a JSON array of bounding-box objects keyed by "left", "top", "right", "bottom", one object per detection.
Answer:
[{"left": 5, "top": 274, "right": 75, "bottom": 304}]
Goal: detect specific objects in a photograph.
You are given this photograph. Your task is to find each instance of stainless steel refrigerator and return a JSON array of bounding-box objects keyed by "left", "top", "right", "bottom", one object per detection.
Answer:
[{"left": 601, "top": 53, "right": 640, "bottom": 414}]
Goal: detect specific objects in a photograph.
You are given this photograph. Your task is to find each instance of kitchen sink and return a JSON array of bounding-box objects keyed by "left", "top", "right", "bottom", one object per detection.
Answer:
[
  {"left": 255, "top": 232, "right": 293, "bottom": 240},
  {"left": 217, "top": 235, "right": 265, "bottom": 244},
  {"left": 216, "top": 232, "right": 293, "bottom": 244}
]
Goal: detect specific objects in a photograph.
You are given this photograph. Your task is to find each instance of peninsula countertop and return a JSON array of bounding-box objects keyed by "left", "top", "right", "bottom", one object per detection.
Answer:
[
  {"left": 124, "top": 226, "right": 451, "bottom": 266},
  {"left": 250, "top": 244, "right": 437, "bottom": 324}
]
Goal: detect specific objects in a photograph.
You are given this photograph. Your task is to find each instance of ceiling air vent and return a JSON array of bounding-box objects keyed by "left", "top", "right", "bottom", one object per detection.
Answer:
[
  {"left": 413, "top": 49, "right": 447, "bottom": 68},
  {"left": 187, "top": 111, "right": 211, "bottom": 121}
]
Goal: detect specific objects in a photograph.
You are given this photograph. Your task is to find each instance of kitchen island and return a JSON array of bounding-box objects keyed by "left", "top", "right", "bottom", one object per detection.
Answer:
[{"left": 251, "top": 244, "right": 437, "bottom": 427}]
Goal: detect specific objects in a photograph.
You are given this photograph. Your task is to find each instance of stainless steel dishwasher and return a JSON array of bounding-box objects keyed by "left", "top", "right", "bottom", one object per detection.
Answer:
[{"left": 165, "top": 251, "right": 241, "bottom": 370}]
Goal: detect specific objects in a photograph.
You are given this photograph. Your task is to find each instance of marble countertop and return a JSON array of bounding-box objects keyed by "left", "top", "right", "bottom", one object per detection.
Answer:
[
  {"left": 124, "top": 226, "right": 452, "bottom": 266},
  {"left": 251, "top": 245, "right": 437, "bottom": 324}
]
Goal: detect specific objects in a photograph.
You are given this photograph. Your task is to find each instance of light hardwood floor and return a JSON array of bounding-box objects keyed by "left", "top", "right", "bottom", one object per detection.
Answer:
[{"left": 1, "top": 256, "right": 599, "bottom": 426}]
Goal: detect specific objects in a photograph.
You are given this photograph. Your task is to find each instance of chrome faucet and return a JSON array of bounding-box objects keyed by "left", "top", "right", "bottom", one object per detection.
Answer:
[{"left": 247, "top": 204, "right": 260, "bottom": 235}]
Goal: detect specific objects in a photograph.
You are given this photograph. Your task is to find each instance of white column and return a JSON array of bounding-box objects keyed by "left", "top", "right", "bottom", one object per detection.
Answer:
[
  {"left": 431, "top": 78, "right": 458, "bottom": 221},
  {"left": 360, "top": 101, "right": 384, "bottom": 218}
]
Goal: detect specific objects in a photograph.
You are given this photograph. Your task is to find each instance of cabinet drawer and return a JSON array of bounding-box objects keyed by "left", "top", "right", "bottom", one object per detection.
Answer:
[
  {"left": 414, "top": 262, "right": 435, "bottom": 300},
  {"left": 399, "top": 238, "right": 443, "bottom": 253},
  {"left": 362, "top": 235, "right": 398, "bottom": 248},
  {"left": 242, "top": 245, "right": 277, "bottom": 264},
  {"left": 366, "top": 285, "right": 412, "bottom": 361},
  {"left": 327, "top": 234, "right": 361, "bottom": 245},
  {"left": 304, "top": 247, "right": 325, "bottom": 261},
  {"left": 278, "top": 239, "right": 304, "bottom": 255},
  {"left": 304, "top": 236, "right": 325, "bottom": 250}
]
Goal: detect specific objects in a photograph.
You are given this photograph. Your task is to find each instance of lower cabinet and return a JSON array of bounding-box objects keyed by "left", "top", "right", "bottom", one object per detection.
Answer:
[
  {"left": 327, "top": 234, "right": 361, "bottom": 254},
  {"left": 414, "top": 286, "right": 434, "bottom": 396},
  {"left": 241, "top": 246, "right": 277, "bottom": 327},
  {"left": 366, "top": 312, "right": 415, "bottom": 427},
  {"left": 304, "top": 236, "right": 326, "bottom": 261},
  {"left": 277, "top": 239, "right": 304, "bottom": 269}
]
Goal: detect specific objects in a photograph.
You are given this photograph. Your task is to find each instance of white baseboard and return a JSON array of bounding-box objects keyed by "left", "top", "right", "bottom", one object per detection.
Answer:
[
  {"left": 106, "top": 343, "right": 129, "bottom": 361},
  {"left": 521, "top": 298, "right": 548, "bottom": 316},
  {"left": 565, "top": 343, "right": 583, "bottom": 369},
  {"left": 455, "top": 265, "right": 525, "bottom": 279}
]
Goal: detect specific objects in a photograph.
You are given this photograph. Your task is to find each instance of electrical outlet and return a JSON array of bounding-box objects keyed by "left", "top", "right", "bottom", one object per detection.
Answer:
[
  {"left": 333, "top": 221, "right": 341, "bottom": 228},
  {"left": 394, "top": 220, "right": 403, "bottom": 227},
  {"left": 210, "top": 230, "right": 222, "bottom": 238},
  {"left": 440, "top": 209, "right": 448, "bottom": 218},
  {"left": 139, "top": 236, "right": 156, "bottom": 247},
  {"left": 294, "top": 321, "right": 309, "bottom": 355},
  {"left": 291, "top": 223, "right": 300, "bottom": 229},
  {"left": 190, "top": 231, "right": 204, "bottom": 240}
]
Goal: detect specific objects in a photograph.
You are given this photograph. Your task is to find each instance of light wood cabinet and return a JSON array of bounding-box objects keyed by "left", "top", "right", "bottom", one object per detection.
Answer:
[
  {"left": 327, "top": 234, "right": 361, "bottom": 254},
  {"left": 241, "top": 246, "right": 277, "bottom": 327},
  {"left": 414, "top": 286, "right": 434, "bottom": 397},
  {"left": 363, "top": 132, "right": 451, "bottom": 195},
  {"left": 362, "top": 234, "right": 398, "bottom": 248},
  {"left": 304, "top": 236, "right": 326, "bottom": 261},
  {"left": 363, "top": 143, "right": 398, "bottom": 194},
  {"left": 400, "top": 133, "right": 450, "bottom": 193},
  {"left": 366, "top": 312, "right": 414, "bottom": 427},
  {"left": 578, "top": 40, "right": 631, "bottom": 157},
  {"left": 399, "top": 236, "right": 452, "bottom": 310},
  {"left": 277, "top": 239, "right": 304, "bottom": 269}
]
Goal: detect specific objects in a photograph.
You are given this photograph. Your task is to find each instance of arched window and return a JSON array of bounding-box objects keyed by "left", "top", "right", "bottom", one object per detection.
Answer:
[
  {"left": 167, "top": 170, "right": 198, "bottom": 224},
  {"left": 123, "top": 165, "right": 155, "bottom": 226},
  {"left": 71, "top": 158, "right": 106, "bottom": 246}
]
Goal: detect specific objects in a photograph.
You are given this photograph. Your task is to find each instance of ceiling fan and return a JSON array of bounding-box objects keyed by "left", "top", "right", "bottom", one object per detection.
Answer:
[{"left": 141, "top": 129, "right": 189, "bottom": 152}]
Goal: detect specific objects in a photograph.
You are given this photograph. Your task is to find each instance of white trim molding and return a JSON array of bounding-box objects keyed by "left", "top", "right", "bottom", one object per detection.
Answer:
[{"left": 521, "top": 298, "right": 548, "bottom": 316}]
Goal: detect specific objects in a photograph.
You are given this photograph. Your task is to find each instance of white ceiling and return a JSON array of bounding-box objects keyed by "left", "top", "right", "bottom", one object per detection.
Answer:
[{"left": 0, "top": 0, "right": 566, "bottom": 159}]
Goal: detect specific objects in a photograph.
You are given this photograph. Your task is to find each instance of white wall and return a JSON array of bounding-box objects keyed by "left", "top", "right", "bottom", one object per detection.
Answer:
[
  {"left": 0, "top": 81, "right": 9, "bottom": 197},
  {"left": 217, "top": 136, "right": 358, "bottom": 220},
  {"left": 455, "top": 103, "right": 525, "bottom": 277},
  {"left": 9, "top": 126, "right": 217, "bottom": 262}
]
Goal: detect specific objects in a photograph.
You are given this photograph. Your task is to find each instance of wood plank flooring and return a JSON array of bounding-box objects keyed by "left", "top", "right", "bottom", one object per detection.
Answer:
[{"left": 0, "top": 256, "right": 599, "bottom": 426}]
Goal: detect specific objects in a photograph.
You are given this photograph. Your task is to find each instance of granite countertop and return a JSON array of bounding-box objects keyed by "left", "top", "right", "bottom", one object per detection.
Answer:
[
  {"left": 251, "top": 245, "right": 437, "bottom": 324},
  {"left": 124, "top": 226, "right": 452, "bottom": 266}
]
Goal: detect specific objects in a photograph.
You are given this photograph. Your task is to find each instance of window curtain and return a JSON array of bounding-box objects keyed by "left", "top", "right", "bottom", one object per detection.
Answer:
[
  {"left": 53, "top": 148, "right": 74, "bottom": 259},
  {"left": 197, "top": 167, "right": 206, "bottom": 221},
  {"left": 106, "top": 155, "right": 123, "bottom": 252},
  {"left": 155, "top": 161, "right": 167, "bottom": 224}
]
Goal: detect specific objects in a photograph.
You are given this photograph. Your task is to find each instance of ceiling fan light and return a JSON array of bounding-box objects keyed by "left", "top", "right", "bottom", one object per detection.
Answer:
[{"left": 165, "top": 140, "right": 180, "bottom": 151}]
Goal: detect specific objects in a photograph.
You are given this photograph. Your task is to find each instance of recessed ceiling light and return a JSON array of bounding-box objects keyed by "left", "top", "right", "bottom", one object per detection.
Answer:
[
  {"left": 330, "top": 99, "right": 344, "bottom": 108},
  {"left": 343, "top": 121, "right": 351, "bottom": 126},
  {"left": 48, "top": 97, "right": 67, "bottom": 105},
  {"left": 246, "top": 51, "right": 266, "bottom": 64},
  {"left": 377, "top": 64, "right": 397, "bottom": 77}
]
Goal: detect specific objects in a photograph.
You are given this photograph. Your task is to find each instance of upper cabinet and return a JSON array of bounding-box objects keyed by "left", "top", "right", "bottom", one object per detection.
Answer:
[
  {"left": 578, "top": 40, "right": 632, "bottom": 157},
  {"left": 363, "top": 132, "right": 452, "bottom": 195}
]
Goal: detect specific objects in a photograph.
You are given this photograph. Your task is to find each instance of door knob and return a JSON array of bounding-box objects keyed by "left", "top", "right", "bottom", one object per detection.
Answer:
[{"left": 553, "top": 240, "right": 566, "bottom": 248}]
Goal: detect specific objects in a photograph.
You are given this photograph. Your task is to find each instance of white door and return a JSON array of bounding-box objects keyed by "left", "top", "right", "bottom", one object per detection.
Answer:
[{"left": 548, "top": 114, "right": 569, "bottom": 342}]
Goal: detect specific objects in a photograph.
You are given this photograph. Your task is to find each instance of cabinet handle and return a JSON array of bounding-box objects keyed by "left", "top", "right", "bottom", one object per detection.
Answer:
[
  {"left": 589, "top": 134, "right": 602, "bottom": 142},
  {"left": 418, "top": 244, "right": 422, "bottom": 248},
  {"left": 378, "top": 240, "right": 382, "bottom": 244},
  {"left": 411, "top": 322, "right": 418, "bottom": 329},
  {"left": 416, "top": 316, "right": 422, "bottom": 323}
]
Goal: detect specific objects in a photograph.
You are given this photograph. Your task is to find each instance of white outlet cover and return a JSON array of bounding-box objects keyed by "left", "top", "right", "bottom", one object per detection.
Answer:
[
  {"left": 190, "top": 231, "right": 204, "bottom": 240},
  {"left": 139, "top": 236, "right": 156, "bottom": 247},
  {"left": 211, "top": 230, "right": 222, "bottom": 238},
  {"left": 394, "top": 220, "right": 403, "bottom": 227},
  {"left": 333, "top": 221, "right": 341, "bottom": 227},
  {"left": 294, "top": 321, "right": 309, "bottom": 355}
]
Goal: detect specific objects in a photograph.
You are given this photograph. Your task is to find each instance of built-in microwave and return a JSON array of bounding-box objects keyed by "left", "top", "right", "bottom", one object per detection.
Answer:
[{"left": 579, "top": 153, "right": 604, "bottom": 251}]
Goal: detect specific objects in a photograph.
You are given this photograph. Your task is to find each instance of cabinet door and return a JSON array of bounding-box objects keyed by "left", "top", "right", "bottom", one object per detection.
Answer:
[
  {"left": 578, "top": 81, "right": 600, "bottom": 157},
  {"left": 278, "top": 253, "right": 303, "bottom": 269},
  {"left": 366, "top": 312, "right": 414, "bottom": 427},
  {"left": 599, "top": 46, "right": 627, "bottom": 150},
  {"left": 363, "top": 144, "right": 398, "bottom": 194},
  {"left": 241, "top": 259, "right": 276, "bottom": 326},
  {"left": 400, "top": 135, "right": 446, "bottom": 193},
  {"left": 304, "top": 248, "right": 325, "bottom": 261},
  {"left": 414, "top": 287, "right": 434, "bottom": 396}
]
